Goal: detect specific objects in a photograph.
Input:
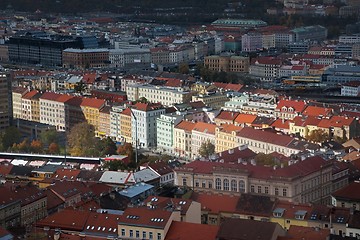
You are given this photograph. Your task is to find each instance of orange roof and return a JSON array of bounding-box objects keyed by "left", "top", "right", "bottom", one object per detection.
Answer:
[
  {"left": 191, "top": 192, "right": 239, "bottom": 214},
  {"left": 118, "top": 207, "right": 172, "bottom": 229},
  {"left": 80, "top": 97, "right": 105, "bottom": 109},
  {"left": 273, "top": 201, "right": 312, "bottom": 220},
  {"left": 234, "top": 113, "right": 257, "bottom": 125},
  {"left": 36, "top": 209, "right": 89, "bottom": 231},
  {"left": 271, "top": 119, "right": 291, "bottom": 130},
  {"left": 83, "top": 73, "right": 97, "bottom": 84},
  {"left": 292, "top": 116, "right": 322, "bottom": 127},
  {"left": 56, "top": 94, "right": 74, "bottom": 103},
  {"left": 302, "top": 106, "right": 333, "bottom": 117},
  {"left": 175, "top": 120, "right": 197, "bottom": 131},
  {"left": 40, "top": 92, "right": 62, "bottom": 101},
  {"left": 165, "top": 221, "right": 219, "bottom": 240},
  {"left": 276, "top": 99, "right": 306, "bottom": 113},
  {"left": 22, "top": 90, "right": 40, "bottom": 100},
  {"left": 52, "top": 168, "right": 81, "bottom": 180},
  {"left": 279, "top": 225, "right": 329, "bottom": 240},
  {"left": 192, "top": 122, "right": 216, "bottom": 134}
]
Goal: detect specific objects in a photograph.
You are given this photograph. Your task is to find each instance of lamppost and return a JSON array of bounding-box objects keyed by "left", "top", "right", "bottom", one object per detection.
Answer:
[{"left": 130, "top": 109, "right": 138, "bottom": 169}]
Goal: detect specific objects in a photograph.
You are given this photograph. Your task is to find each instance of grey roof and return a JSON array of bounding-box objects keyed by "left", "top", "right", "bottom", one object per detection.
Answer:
[
  {"left": 133, "top": 168, "right": 160, "bottom": 183},
  {"left": 118, "top": 183, "right": 154, "bottom": 198},
  {"left": 32, "top": 164, "right": 62, "bottom": 174},
  {"left": 99, "top": 171, "right": 135, "bottom": 185}
]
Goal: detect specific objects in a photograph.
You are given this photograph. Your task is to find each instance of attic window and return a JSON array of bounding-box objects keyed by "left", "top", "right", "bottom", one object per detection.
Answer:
[
  {"left": 273, "top": 208, "right": 285, "bottom": 218},
  {"left": 310, "top": 213, "right": 317, "bottom": 220},
  {"left": 179, "top": 201, "right": 187, "bottom": 205},
  {"left": 295, "top": 210, "right": 307, "bottom": 220},
  {"left": 336, "top": 217, "right": 345, "bottom": 223}
]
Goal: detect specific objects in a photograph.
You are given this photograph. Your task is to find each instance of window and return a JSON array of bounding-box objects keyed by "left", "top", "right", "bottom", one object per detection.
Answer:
[
  {"left": 223, "top": 179, "right": 229, "bottom": 191},
  {"left": 250, "top": 185, "right": 255, "bottom": 193},
  {"left": 202, "top": 181, "right": 206, "bottom": 188},
  {"left": 136, "top": 230, "right": 139, "bottom": 238},
  {"left": 182, "top": 178, "right": 187, "bottom": 186},
  {"left": 129, "top": 230, "right": 133, "bottom": 237},
  {"left": 149, "top": 232, "right": 153, "bottom": 240},
  {"left": 257, "top": 186, "right": 262, "bottom": 193},
  {"left": 265, "top": 186, "right": 269, "bottom": 194},
  {"left": 283, "top": 188, "right": 287, "bottom": 197},
  {"left": 215, "top": 178, "right": 222, "bottom": 190},
  {"left": 275, "top": 188, "right": 279, "bottom": 196},
  {"left": 239, "top": 180, "right": 245, "bottom": 193},
  {"left": 157, "top": 233, "right": 162, "bottom": 240},
  {"left": 121, "top": 229, "right": 125, "bottom": 236},
  {"left": 231, "top": 180, "right": 237, "bottom": 192}
]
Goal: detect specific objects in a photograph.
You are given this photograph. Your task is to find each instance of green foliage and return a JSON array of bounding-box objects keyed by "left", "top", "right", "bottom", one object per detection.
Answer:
[
  {"left": 178, "top": 62, "right": 190, "bottom": 74},
  {"left": 2, "top": 126, "right": 21, "bottom": 150},
  {"left": 67, "top": 122, "right": 98, "bottom": 157},
  {"left": 40, "top": 129, "right": 59, "bottom": 145},
  {"left": 198, "top": 140, "right": 215, "bottom": 158},
  {"left": 74, "top": 81, "right": 86, "bottom": 93},
  {"left": 103, "top": 160, "right": 127, "bottom": 171},
  {"left": 100, "top": 137, "right": 117, "bottom": 156},
  {"left": 254, "top": 153, "right": 276, "bottom": 166}
]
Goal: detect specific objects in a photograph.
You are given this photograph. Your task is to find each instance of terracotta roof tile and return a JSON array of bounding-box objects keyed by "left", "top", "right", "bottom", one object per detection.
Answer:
[
  {"left": 276, "top": 99, "right": 306, "bottom": 112},
  {"left": 191, "top": 192, "right": 239, "bottom": 214},
  {"left": 192, "top": 122, "right": 216, "bottom": 135},
  {"left": 302, "top": 106, "right": 333, "bottom": 117},
  {"left": 215, "top": 110, "right": 239, "bottom": 121},
  {"left": 80, "top": 97, "right": 105, "bottom": 109},
  {"left": 22, "top": 90, "right": 41, "bottom": 100},
  {"left": 40, "top": 92, "right": 62, "bottom": 101},
  {"left": 165, "top": 221, "right": 219, "bottom": 240},
  {"left": 234, "top": 113, "right": 257, "bottom": 125},
  {"left": 175, "top": 120, "right": 197, "bottom": 131}
]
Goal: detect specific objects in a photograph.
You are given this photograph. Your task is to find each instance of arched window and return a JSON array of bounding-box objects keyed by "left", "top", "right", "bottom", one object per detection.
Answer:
[
  {"left": 223, "top": 179, "right": 229, "bottom": 191},
  {"left": 215, "top": 178, "right": 222, "bottom": 190},
  {"left": 239, "top": 180, "right": 246, "bottom": 193},
  {"left": 231, "top": 180, "right": 237, "bottom": 192}
]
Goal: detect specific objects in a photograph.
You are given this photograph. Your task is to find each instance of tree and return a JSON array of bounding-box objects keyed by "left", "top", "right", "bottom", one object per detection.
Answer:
[
  {"left": 178, "top": 62, "right": 189, "bottom": 74},
  {"left": 117, "top": 143, "right": 134, "bottom": 161},
  {"left": 74, "top": 81, "right": 86, "bottom": 93},
  {"left": 103, "top": 160, "right": 127, "bottom": 171},
  {"left": 306, "top": 129, "right": 329, "bottom": 143},
  {"left": 13, "top": 138, "right": 30, "bottom": 153},
  {"left": 254, "top": 153, "right": 275, "bottom": 166},
  {"left": 48, "top": 142, "right": 60, "bottom": 154},
  {"left": 100, "top": 137, "right": 117, "bottom": 156},
  {"left": 67, "top": 122, "right": 98, "bottom": 156},
  {"left": 30, "top": 139, "right": 43, "bottom": 153},
  {"left": 2, "top": 126, "right": 21, "bottom": 150},
  {"left": 198, "top": 140, "right": 215, "bottom": 158},
  {"left": 40, "top": 129, "right": 59, "bottom": 145}
]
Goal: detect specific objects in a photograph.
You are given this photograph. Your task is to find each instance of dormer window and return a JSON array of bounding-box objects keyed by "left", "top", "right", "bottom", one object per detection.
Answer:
[
  {"left": 295, "top": 210, "right": 307, "bottom": 220},
  {"left": 273, "top": 208, "right": 285, "bottom": 218},
  {"left": 282, "top": 106, "right": 287, "bottom": 112}
]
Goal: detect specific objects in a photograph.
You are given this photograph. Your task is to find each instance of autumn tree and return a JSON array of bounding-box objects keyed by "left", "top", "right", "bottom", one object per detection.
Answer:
[
  {"left": 306, "top": 129, "right": 329, "bottom": 143},
  {"left": 48, "top": 142, "right": 60, "bottom": 154},
  {"left": 117, "top": 143, "right": 134, "bottom": 160},
  {"left": 67, "top": 122, "right": 98, "bottom": 156},
  {"left": 13, "top": 138, "right": 30, "bottom": 153},
  {"left": 100, "top": 137, "right": 117, "bottom": 156},
  {"left": 198, "top": 140, "right": 215, "bottom": 158},
  {"left": 30, "top": 139, "right": 43, "bottom": 153},
  {"left": 40, "top": 129, "right": 59, "bottom": 145}
]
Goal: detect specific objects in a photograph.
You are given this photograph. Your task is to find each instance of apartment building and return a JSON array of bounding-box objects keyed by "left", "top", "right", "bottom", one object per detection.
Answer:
[
  {"left": 109, "top": 105, "right": 125, "bottom": 142},
  {"left": 126, "top": 84, "right": 193, "bottom": 107},
  {"left": 274, "top": 99, "right": 306, "bottom": 120},
  {"left": 249, "top": 57, "right": 282, "bottom": 81},
  {"left": 204, "top": 55, "right": 250, "bottom": 73},
  {"left": 80, "top": 97, "right": 106, "bottom": 132},
  {"left": 0, "top": 187, "right": 21, "bottom": 228},
  {"left": 12, "top": 87, "right": 28, "bottom": 119},
  {"left": 62, "top": 48, "right": 109, "bottom": 69},
  {"left": 215, "top": 124, "right": 242, "bottom": 153},
  {"left": 21, "top": 90, "right": 41, "bottom": 122},
  {"left": 191, "top": 122, "right": 217, "bottom": 159},
  {"left": 120, "top": 108, "right": 132, "bottom": 144},
  {"left": 236, "top": 127, "right": 319, "bottom": 157},
  {"left": 109, "top": 48, "right": 151, "bottom": 68},
  {"left": 242, "top": 32, "right": 263, "bottom": 52},
  {"left": 131, "top": 103, "right": 165, "bottom": 149},
  {"left": 192, "top": 93, "right": 229, "bottom": 109},
  {"left": 174, "top": 120, "right": 197, "bottom": 158},
  {"left": 39, "top": 92, "right": 62, "bottom": 129},
  {"left": 156, "top": 112, "right": 184, "bottom": 154},
  {"left": 0, "top": 74, "right": 11, "bottom": 131},
  {"left": 175, "top": 155, "right": 333, "bottom": 204},
  {"left": 98, "top": 106, "right": 111, "bottom": 138}
]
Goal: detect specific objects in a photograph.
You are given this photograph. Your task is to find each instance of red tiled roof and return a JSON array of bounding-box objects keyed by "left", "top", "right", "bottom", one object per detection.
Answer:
[
  {"left": 36, "top": 209, "right": 89, "bottom": 231},
  {"left": 318, "top": 116, "right": 355, "bottom": 128},
  {"left": 191, "top": 192, "right": 239, "bottom": 214},
  {"left": 332, "top": 181, "right": 360, "bottom": 201},
  {"left": 192, "top": 122, "right": 216, "bottom": 135},
  {"left": 118, "top": 207, "right": 173, "bottom": 229},
  {"left": 40, "top": 92, "right": 62, "bottom": 101},
  {"left": 292, "top": 116, "right": 322, "bottom": 127},
  {"left": 120, "top": 108, "right": 132, "bottom": 116},
  {"left": 175, "top": 120, "right": 197, "bottom": 131},
  {"left": 217, "top": 124, "right": 242, "bottom": 133},
  {"left": 133, "top": 102, "right": 163, "bottom": 112},
  {"left": 22, "top": 90, "right": 40, "bottom": 100},
  {"left": 83, "top": 73, "right": 97, "bottom": 84},
  {"left": 218, "top": 147, "right": 257, "bottom": 163},
  {"left": 80, "top": 97, "right": 105, "bottom": 109},
  {"left": 165, "top": 221, "right": 219, "bottom": 240},
  {"left": 276, "top": 99, "right": 306, "bottom": 112},
  {"left": 45, "top": 188, "right": 64, "bottom": 211},
  {"left": 215, "top": 110, "right": 239, "bottom": 121},
  {"left": 83, "top": 212, "right": 119, "bottom": 235},
  {"left": 302, "top": 106, "right": 333, "bottom": 117},
  {"left": 280, "top": 225, "right": 329, "bottom": 240},
  {"left": 271, "top": 119, "right": 291, "bottom": 130},
  {"left": 0, "top": 162, "right": 13, "bottom": 176},
  {"left": 234, "top": 113, "right": 257, "bottom": 125},
  {"left": 237, "top": 127, "right": 293, "bottom": 146},
  {"left": 273, "top": 201, "right": 312, "bottom": 220},
  {"left": 65, "top": 96, "right": 83, "bottom": 106},
  {"left": 52, "top": 168, "right": 81, "bottom": 180},
  {"left": 56, "top": 94, "right": 74, "bottom": 103},
  {"left": 164, "top": 78, "right": 182, "bottom": 87},
  {"left": 12, "top": 86, "right": 28, "bottom": 94}
]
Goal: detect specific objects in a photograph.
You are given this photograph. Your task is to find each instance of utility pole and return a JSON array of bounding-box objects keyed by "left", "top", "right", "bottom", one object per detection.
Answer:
[{"left": 130, "top": 109, "right": 138, "bottom": 170}]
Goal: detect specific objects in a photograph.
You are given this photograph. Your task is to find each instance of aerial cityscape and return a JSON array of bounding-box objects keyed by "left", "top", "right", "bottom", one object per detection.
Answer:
[{"left": 0, "top": 0, "right": 360, "bottom": 239}]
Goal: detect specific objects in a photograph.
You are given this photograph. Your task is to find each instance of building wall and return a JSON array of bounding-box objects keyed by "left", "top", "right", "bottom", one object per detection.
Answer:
[
  {"left": 21, "top": 197, "right": 47, "bottom": 226},
  {"left": 0, "top": 74, "right": 11, "bottom": 131},
  {"left": 0, "top": 201, "right": 21, "bottom": 228},
  {"left": 120, "top": 113, "right": 132, "bottom": 144}
]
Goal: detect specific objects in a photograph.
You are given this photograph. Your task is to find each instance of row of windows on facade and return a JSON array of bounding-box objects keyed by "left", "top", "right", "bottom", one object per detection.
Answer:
[{"left": 120, "top": 227, "right": 162, "bottom": 238}]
